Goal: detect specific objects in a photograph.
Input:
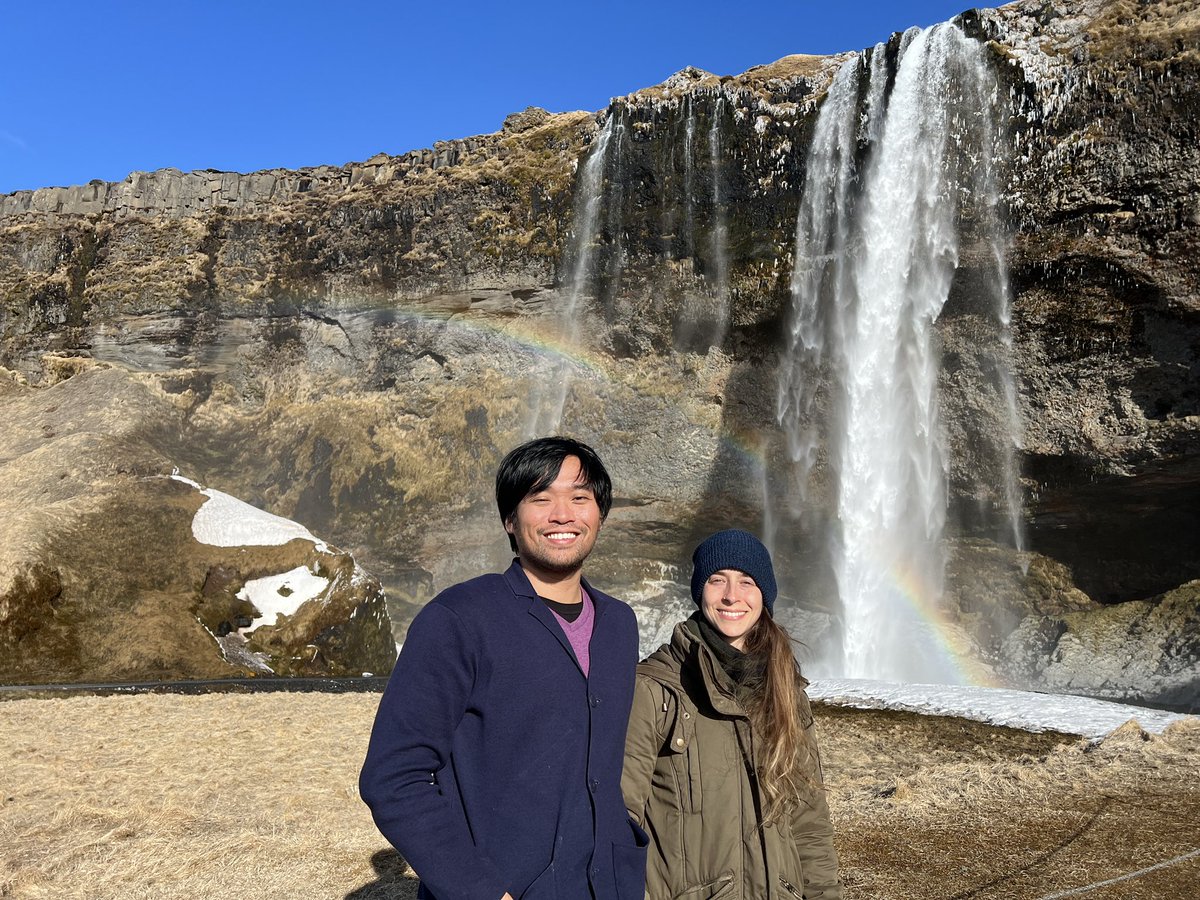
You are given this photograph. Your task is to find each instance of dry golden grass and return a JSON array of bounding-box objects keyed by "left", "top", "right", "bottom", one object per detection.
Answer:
[
  {"left": 0, "top": 694, "right": 414, "bottom": 900},
  {"left": 2, "top": 693, "right": 1197, "bottom": 900}
]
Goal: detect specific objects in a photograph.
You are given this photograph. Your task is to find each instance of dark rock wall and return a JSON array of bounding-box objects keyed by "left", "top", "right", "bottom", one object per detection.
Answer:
[{"left": 978, "top": 0, "right": 1200, "bottom": 601}]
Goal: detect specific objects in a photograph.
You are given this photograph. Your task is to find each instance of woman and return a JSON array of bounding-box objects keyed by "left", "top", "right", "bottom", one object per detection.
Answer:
[{"left": 622, "top": 529, "right": 841, "bottom": 900}]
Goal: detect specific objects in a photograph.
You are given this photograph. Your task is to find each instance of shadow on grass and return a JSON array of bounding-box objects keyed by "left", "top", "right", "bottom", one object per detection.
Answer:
[
  {"left": 345, "top": 849, "right": 420, "bottom": 900},
  {"left": 947, "top": 803, "right": 1105, "bottom": 899}
]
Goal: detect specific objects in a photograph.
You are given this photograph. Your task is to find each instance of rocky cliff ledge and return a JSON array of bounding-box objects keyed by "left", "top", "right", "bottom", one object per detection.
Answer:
[
  {"left": 0, "top": 361, "right": 396, "bottom": 683},
  {"left": 1, "top": 0, "right": 1197, "bottom": 701}
]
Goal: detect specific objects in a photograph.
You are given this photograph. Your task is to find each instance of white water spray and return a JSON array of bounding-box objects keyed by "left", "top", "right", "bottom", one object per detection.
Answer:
[
  {"left": 973, "top": 78, "right": 1028, "bottom": 562},
  {"left": 772, "top": 56, "right": 867, "bottom": 533},
  {"left": 672, "top": 92, "right": 734, "bottom": 350}
]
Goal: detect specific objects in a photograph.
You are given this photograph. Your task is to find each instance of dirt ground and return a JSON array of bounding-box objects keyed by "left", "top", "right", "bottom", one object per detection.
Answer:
[{"left": 1, "top": 692, "right": 1196, "bottom": 900}]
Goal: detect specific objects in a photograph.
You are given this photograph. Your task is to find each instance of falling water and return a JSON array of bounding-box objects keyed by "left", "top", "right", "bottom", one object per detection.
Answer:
[
  {"left": 707, "top": 95, "right": 731, "bottom": 346},
  {"left": 996, "top": 279, "right": 1027, "bottom": 562},
  {"left": 672, "top": 92, "right": 733, "bottom": 351},
  {"left": 837, "top": 25, "right": 959, "bottom": 682},
  {"left": 974, "top": 86, "right": 1028, "bottom": 562},
  {"left": 683, "top": 95, "right": 697, "bottom": 259},
  {"left": 525, "top": 114, "right": 618, "bottom": 438},
  {"left": 771, "top": 56, "right": 867, "bottom": 543},
  {"left": 773, "top": 25, "right": 1017, "bottom": 682}
]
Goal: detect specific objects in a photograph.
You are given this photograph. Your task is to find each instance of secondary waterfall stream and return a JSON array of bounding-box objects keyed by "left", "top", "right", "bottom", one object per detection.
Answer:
[
  {"left": 528, "top": 93, "right": 735, "bottom": 436},
  {"left": 706, "top": 94, "right": 731, "bottom": 348},
  {"left": 525, "top": 114, "right": 619, "bottom": 438},
  {"left": 772, "top": 24, "right": 1021, "bottom": 682}
]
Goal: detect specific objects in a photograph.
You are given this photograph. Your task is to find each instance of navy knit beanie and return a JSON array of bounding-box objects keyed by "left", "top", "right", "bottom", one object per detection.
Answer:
[{"left": 690, "top": 529, "right": 777, "bottom": 614}]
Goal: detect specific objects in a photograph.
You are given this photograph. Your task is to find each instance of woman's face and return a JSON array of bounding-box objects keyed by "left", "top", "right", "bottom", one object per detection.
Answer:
[{"left": 700, "top": 568, "right": 763, "bottom": 651}]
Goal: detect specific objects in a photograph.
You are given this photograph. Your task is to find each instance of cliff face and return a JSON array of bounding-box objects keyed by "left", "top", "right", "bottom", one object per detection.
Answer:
[
  {"left": 983, "top": 0, "right": 1200, "bottom": 606},
  {"left": 1, "top": 0, "right": 1197, "bottom": 698},
  {"left": 0, "top": 107, "right": 589, "bottom": 331}
]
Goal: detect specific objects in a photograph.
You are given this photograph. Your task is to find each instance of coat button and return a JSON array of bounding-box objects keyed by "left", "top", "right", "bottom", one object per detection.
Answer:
[
  {"left": 590, "top": 866, "right": 600, "bottom": 878},
  {"left": 674, "top": 737, "right": 685, "bottom": 749},
  {"left": 590, "top": 695, "right": 601, "bottom": 707},
  {"left": 589, "top": 778, "right": 599, "bottom": 792}
]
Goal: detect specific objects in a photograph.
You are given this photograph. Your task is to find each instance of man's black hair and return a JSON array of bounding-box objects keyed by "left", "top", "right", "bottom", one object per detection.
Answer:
[{"left": 496, "top": 437, "right": 613, "bottom": 552}]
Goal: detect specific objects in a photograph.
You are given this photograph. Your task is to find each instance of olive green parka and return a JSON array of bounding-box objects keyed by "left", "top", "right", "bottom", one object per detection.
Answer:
[{"left": 621, "top": 621, "right": 842, "bottom": 900}]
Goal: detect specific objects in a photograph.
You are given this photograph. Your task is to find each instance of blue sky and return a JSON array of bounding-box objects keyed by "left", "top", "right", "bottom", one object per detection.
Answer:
[{"left": 1, "top": 1, "right": 976, "bottom": 194}]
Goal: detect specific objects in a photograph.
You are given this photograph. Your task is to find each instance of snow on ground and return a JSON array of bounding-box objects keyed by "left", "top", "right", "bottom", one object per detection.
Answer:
[
  {"left": 171, "top": 474, "right": 328, "bottom": 550},
  {"left": 809, "top": 678, "right": 1195, "bottom": 740},
  {"left": 237, "top": 566, "right": 330, "bottom": 631}
]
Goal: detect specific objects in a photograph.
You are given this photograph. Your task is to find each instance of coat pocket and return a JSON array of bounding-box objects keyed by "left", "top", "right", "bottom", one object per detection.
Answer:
[
  {"left": 612, "top": 820, "right": 649, "bottom": 900},
  {"left": 672, "top": 873, "right": 734, "bottom": 900},
  {"left": 779, "top": 875, "right": 804, "bottom": 898},
  {"left": 519, "top": 860, "right": 556, "bottom": 900}
]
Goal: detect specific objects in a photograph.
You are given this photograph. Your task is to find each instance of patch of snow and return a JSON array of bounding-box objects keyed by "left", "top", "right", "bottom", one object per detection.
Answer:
[
  {"left": 809, "top": 678, "right": 1194, "bottom": 740},
  {"left": 171, "top": 471, "right": 202, "bottom": 490},
  {"left": 237, "top": 566, "right": 330, "bottom": 631},
  {"left": 171, "top": 474, "right": 328, "bottom": 550}
]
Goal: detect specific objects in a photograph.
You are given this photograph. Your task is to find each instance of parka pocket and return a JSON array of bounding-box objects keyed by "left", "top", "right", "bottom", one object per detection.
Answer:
[
  {"left": 779, "top": 875, "right": 804, "bottom": 898},
  {"left": 672, "top": 873, "right": 734, "bottom": 900}
]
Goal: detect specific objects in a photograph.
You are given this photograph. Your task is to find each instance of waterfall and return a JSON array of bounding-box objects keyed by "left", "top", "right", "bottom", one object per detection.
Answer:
[
  {"left": 525, "top": 114, "right": 618, "bottom": 438},
  {"left": 773, "top": 24, "right": 1017, "bottom": 682},
  {"left": 974, "top": 79, "right": 1027, "bottom": 562},
  {"left": 683, "top": 95, "right": 696, "bottom": 260},
  {"left": 673, "top": 91, "right": 732, "bottom": 351},
  {"left": 707, "top": 95, "right": 730, "bottom": 347},
  {"left": 772, "top": 56, "right": 867, "bottom": 542}
]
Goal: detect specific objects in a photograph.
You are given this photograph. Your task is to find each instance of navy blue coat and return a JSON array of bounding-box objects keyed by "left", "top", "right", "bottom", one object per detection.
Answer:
[{"left": 360, "top": 560, "right": 648, "bottom": 900}]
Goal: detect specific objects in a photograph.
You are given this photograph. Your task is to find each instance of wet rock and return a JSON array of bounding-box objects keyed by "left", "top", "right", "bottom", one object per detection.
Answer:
[{"left": 999, "top": 581, "right": 1200, "bottom": 710}]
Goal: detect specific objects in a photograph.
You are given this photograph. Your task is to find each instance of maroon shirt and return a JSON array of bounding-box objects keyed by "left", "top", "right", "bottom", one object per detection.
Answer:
[{"left": 548, "top": 587, "right": 595, "bottom": 677}]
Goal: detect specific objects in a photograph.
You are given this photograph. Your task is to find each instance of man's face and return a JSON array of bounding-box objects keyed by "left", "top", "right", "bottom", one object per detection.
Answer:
[{"left": 505, "top": 455, "right": 602, "bottom": 578}]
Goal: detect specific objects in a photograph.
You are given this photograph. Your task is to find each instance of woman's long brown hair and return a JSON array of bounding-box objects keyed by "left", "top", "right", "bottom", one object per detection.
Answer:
[{"left": 741, "top": 612, "right": 816, "bottom": 824}]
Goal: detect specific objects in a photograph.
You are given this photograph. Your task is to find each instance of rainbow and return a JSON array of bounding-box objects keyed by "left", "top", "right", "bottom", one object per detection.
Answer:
[
  {"left": 885, "top": 560, "right": 1000, "bottom": 688},
  {"left": 335, "top": 299, "right": 613, "bottom": 376}
]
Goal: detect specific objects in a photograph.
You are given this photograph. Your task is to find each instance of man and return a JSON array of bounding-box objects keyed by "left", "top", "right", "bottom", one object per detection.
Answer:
[{"left": 360, "top": 436, "right": 647, "bottom": 900}]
